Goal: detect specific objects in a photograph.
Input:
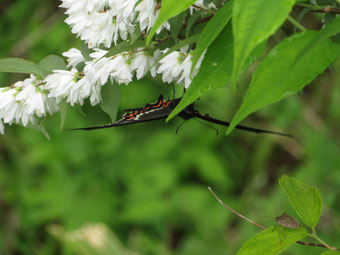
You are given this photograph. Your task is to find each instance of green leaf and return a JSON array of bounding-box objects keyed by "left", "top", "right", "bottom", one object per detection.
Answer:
[
  {"left": 39, "top": 55, "right": 67, "bottom": 76},
  {"left": 80, "top": 41, "right": 92, "bottom": 61},
  {"left": 104, "top": 40, "right": 146, "bottom": 58},
  {"left": 279, "top": 175, "right": 322, "bottom": 228},
  {"left": 227, "top": 31, "right": 339, "bottom": 134},
  {"left": 237, "top": 226, "right": 308, "bottom": 255},
  {"left": 0, "top": 58, "right": 45, "bottom": 78},
  {"left": 58, "top": 100, "right": 68, "bottom": 131},
  {"left": 191, "top": 0, "right": 233, "bottom": 72},
  {"left": 167, "top": 24, "right": 265, "bottom": 122},
  {"left": 146, "top": 0, "right": 197, "bottom": 45},
  {"left": 100, "top": 82, "right": 121, "bottom": 122},
  {"left": 27, "top": 122, "right": 51, "bottom": 140},
  {"left": 130, "top": 23, "right": 142, "bottom": 44},
  {"left": 155, "top": 34, "right": 199, "bottom": 63},
  {"left": 294, "top": 16, "right": 340, "bottom": 65},
  {"left": 322, "top": 251, "right": 340, "bottom": 255},
  {"left": 169, "top": 12, "right": 186, "bottom": 44},
  {"left": 185, "top": 11, "right": 201, "bottom": 38},
  {"left": 167, "top": 23, "right": 234, "bottom": 122},
  {"left": 232, "top": 0, "right": 295, "bottom": 87}
]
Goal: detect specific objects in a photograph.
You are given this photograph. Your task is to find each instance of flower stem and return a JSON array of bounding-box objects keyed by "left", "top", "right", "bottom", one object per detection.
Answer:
[
  {"left": 287, "top": 15, "right": 306, "bottom": 32},
  {"left": 308, "top": 228, "right": 336, "bottom": 250}
]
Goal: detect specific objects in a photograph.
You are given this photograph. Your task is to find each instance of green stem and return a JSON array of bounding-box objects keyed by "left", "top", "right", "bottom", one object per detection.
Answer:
[
  {"left": 308, "top": 228, "right": 336, "bottom": 250},
  {"left": 287, "top": 15, "right": 307, "bottom": 32},
  {"left": 295, "top": 3, "right": 319, "bottom": 9}
]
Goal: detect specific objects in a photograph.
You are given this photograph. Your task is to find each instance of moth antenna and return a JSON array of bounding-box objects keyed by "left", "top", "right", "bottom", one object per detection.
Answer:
[
  {"left": 176, "top": 120, "right": 188, "bottom": 135},
  {"left": 194, "top": 118, "right": 219, "bottom": 136}
]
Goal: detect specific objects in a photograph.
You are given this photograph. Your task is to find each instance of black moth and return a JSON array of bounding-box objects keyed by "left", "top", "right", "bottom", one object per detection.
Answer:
[{"left": 70, "top": 94, "right": 292, "bottom": 138}]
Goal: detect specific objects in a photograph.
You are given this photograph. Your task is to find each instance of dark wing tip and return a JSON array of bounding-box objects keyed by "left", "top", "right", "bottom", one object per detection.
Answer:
[{"left": 67, "top": 123, "right": 118, "bottom": 131}]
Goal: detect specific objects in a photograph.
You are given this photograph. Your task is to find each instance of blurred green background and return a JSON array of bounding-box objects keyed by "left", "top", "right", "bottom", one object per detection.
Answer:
[{"left": 0, "top": 1, "right": 339, "bottom": 254}]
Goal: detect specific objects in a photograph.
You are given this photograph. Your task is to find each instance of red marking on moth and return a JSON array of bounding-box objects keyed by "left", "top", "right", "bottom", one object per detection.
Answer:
[
  {"left": 162, "top": 100, "right": 171, "bottom": 107},
  {"left": 152, "top": 100, "right": 163, "bottom": 108},
  {"left": 125, "top": 116, "right": 135, "bottom": 120},
  {"left": 204, "top": 114, "right": 211, "bottom": 118},
  {"left": 143, "top": 106, "right": 151, "bottom": 111}
]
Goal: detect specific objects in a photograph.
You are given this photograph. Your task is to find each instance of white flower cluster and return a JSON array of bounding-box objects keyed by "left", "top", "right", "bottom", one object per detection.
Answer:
[
  {"left": 1, "top": 0, "right": 214, "bottom": 134},
  {"left": 43, "top": 47, "right": 156, "bottom": 106},
  {"left": 0, "top": 76, "right": 59, "bottom": 134},
  {"left": 0, "top": 45, "right": 204, "bottom": 134},
  {"left": 157, "top": 47, "right": 205, "bottom": 88},
  {"left": 60, "top": 0, "right": 167, "bottom": 48},
  {"left": 60, "top": 0, "right": 214, "bottom": 48}
]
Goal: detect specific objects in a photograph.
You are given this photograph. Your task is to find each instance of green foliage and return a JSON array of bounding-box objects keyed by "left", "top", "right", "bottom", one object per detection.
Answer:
[
  {"left": 104, "top": 40, "right": 146, "bottom": 58},
  {"left": 227, "top": 30, "right": 339, "bottom": 134},
  {"left": 231, "top": 0, "right": 295, "bottom": 87},
  {"left": 146, "top": 0, "right": 197, "bottom": 45},
  {"left": 236, "top": 176, "right": 337, "bottom": 254},
  {"left": 39, "top": 54, "right": 67, "bottom": 76},
  {"left": 190, "top": 0, "right": 233, "bottom": 72},
  {"left": 237, "top": 226, "right": 308, "bottom": 255},
  {"left": 1, "top": 1, "right": 340, "bottom": 255},
  {"left": 294, "top": 16, "right": 340, "bottom": 65},
  {"left": 279, "top": 176, "right": 322, "bottom": 228},
  {"left": 59, "top": 100, "right": 68, "bottom": 131},
  {"left": 99, "top": 82, "right": 121, "bottom": 122},
  {"left": 322, "top": 251, "right": 340, "bottom": 255},
  {"left": 0, "top": 57, "right": 45, "bottom": 78},
  {"left": 167, "top": 22, "right": 234, "bottom": 121}
]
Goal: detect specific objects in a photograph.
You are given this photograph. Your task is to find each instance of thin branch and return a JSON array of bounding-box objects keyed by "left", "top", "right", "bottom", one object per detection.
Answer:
[
  {"left": 208, "top": 187, "right": 340, "bottom": 250},
  {"left": 312, "top": 7, "right": 340, "bottom": 14},
  {"left": 296, "top": 3, "right": 340, "bottom": 14},
  {"left": 208, "top": 187, "right": 266, "bottom": 230},
  {"left": 191, "top": 4, "right": 216, "bottom": 15}
]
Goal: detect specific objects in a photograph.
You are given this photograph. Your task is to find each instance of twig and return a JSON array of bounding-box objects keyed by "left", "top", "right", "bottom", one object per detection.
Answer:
[
  {"left": 192, "top": 4, "right": 216, "bottom": 15},
  {"left": 208, "top": 187, "right": 340, "bottom": 250},
  {"left": 208, "top": 187, "right": 266, "bottom": 230},
  {"left": 296, "top": 3, "right": 340, "bottom": 14}
]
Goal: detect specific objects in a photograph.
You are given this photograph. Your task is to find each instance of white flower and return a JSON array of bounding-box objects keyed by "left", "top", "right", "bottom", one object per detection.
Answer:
[
  {"left": 60, "top": 0, "right": 136, "bottom": 48},
  {"left": 157, "top": 50, "right": 185, "bottom": 83},
  {"left": 156, "top": 48, "right": 205, "bottom": 88},
  {"left": 60, "top": 0, "right": 170, "bottom": 48},
  {"left": 85, "top": 49, "right": 114, "bottom": 85},
  {"left": 0, "top": 76, "right": 47, "bottom": 127},
  {"left": 17, "top": 84, "right": 59, "bottom": 118},
  {"left": 131, "top": 51, "right": 155, "bottom": 79},
  {"left": 63, "top": 48, "right": 85, "bottom": 68},
  {"left": 135, "top": 0, "right": 158, "bottom": 31},
  {"left": 85, "top": 50, "right": 133, "bottom": 85},
  {"left": 44, "top": 68, "right": 80, "bottom": 105},
  {"left": 109, "top": 54, "right": 133, "bottom": 85},
  {"left": 0, "top": 81, "right": 34, "bottom": 126},
  {"left": 0, "top": 87, "right": 18, "bottom": 124},
  {"left": 177, "top": 51, "right": 204, "bottom": 88}
]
